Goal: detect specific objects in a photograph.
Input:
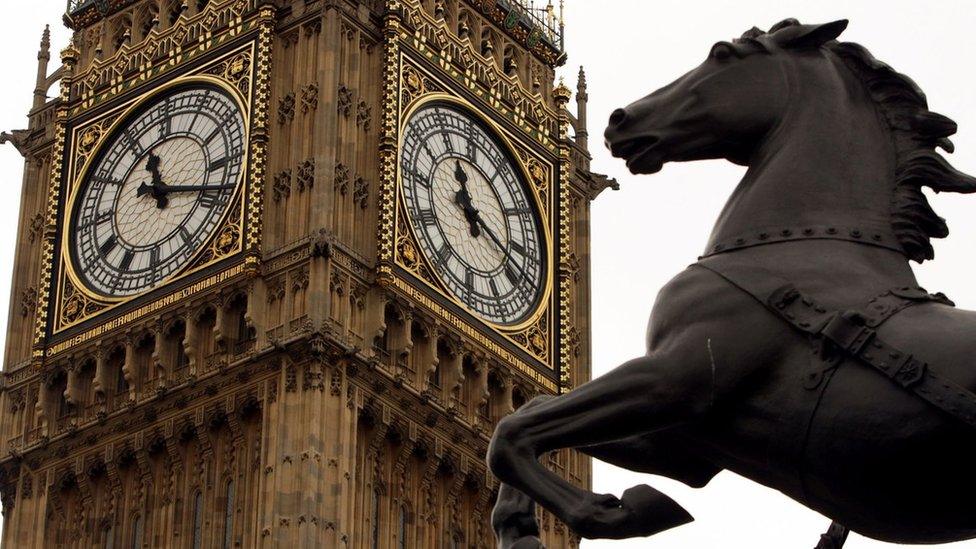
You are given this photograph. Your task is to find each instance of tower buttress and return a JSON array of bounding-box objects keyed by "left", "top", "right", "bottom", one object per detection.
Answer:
[
  {"left": 33, "top": 26, "right": 51, "bottom": 111},
  {"left": 576, "top": 65, "right": 589, "bottom": 152}
]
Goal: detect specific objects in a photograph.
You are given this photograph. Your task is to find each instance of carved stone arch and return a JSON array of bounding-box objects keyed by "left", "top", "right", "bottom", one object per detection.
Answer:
[
  {"left": 359, "top": 403, "right": 390, "bottom": 494},
  {"left": 133, "top": 1, "right": 160, "bottom": 41},
  {"left": 161, "top": 314, "right": 186, "bottom": 335},
  {"left": 511, "top": 384, "right": 529, "bottom": 411},
  {"left": 190, "top": 302, "right": 218, "bottom": 325},
  {"left": 162, "top": 0, "right": 187, "bottom": 27},
  {"left": 46, "top": 467, "right": 74, "bottom": 519},
  {"left": 102, "top": 445, "right": 123, "bottom": 519},
  {"left": 72, "top": 456, "right": 96, "bottom": 518},
  {"left": 443, "top": 452, "right": 467, "bottom": 530},
  {"left": 418, "top": 438, "right": 443, "bottom": 522},
  {"left": 108, "top": 12, "right": 133, "bottom": 52},
  {"left": 391, "top": 426, "right": 416, "bottom": 500}
]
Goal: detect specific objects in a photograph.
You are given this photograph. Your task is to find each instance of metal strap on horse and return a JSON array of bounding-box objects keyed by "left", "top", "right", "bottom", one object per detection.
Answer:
[{"left": 696, "top": 260, "right": 976, "bottom": 431}]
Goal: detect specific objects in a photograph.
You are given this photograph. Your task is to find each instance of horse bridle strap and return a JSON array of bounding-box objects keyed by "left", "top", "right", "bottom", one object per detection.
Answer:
[
  {"left": 764, "top": 286, "right": 976, "bottom": 429},
  {"left": 697, "top": 261, "right": 976, "bottom": 431},
  {"left": 700, "top": 224, "right": 904, "bottom": 259}
]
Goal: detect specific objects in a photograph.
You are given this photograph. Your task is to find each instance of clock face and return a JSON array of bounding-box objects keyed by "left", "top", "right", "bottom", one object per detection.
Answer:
[
  {"left": 400, "top": 103, "right": 546, "bottom": 325},
  {"left": 69, "top": 84, "right": 246, "bottom": 297}
]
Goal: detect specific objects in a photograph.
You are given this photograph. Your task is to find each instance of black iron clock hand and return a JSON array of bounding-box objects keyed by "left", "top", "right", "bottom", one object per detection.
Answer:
[
  {"left": 472, "top": 214, "right": 530, "bottom": 283},
  {"left": 137, "top": 152, "right": 232, "bottom": 208},
  {"left": 453, "top": 160, "right": 481, "bottom": 237},
  {"left": 137, "top": 152, "right": 171, "bottom": 209},
  {"left": 147, "top": 182, "right": 236, "bottom": 193}
]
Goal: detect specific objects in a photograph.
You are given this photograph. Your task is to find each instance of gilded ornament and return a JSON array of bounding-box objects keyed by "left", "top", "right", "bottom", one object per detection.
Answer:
[
  {"left": 528, "top": 159, "right": 546, "bottom": 187},
  {"left": 79, "top": 127, "right": 101, "bottom": 153},
  {"left": 401, "top": 239, "right": 418, "bottom": 266},
  {"left": 228, "top": 55, "right": 248, "bottom": 78},
  {"left": 63, "top": 295, "right": 85, "bottom": 323},
  {"left": 405, "top": 67, "right": 424, "bottom": 94}
]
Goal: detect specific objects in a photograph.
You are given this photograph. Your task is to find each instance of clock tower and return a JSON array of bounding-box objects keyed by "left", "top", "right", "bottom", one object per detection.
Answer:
[{"left": 0, "top": 0, "right": 614, "bottom": 547}]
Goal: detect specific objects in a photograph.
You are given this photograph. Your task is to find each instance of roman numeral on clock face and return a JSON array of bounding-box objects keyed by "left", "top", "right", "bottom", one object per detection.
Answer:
[
  {"left": 119, "top": 250, "right": 134, "bottom": 271},
  {"left": 399, "top": 103, "right": 546, "bottom": 325},
  {"left": 418, "top": 208, "right": 437, "bottom": 226},
  {"left": 73, "top": 85, "right": 247, "bottom": 298},
  {"left": 504, "top": 263, "right": 521, "bottom": 285},
  {"left": 198, "top": 192, "right": 222, "bottom": 209},
  {"left": 79, "top": 210, "right": 112, "bottom": 229},
  {"left": 99, "top": 235, "right": 117, "bottom": 257},
  {"left": 209, "top": 157, "right": 229, "bottom": 173},
  {"left": 437, "top": 243, "right": 452, "bottom": 264}
]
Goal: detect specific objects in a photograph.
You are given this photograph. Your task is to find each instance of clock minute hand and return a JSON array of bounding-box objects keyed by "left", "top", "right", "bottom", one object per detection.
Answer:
[
  {"left": 150, "top": 182, "right": 236, "bottom": 193},
  {"left": 472, "top": 214, "right": 529, "bottom": 283}
]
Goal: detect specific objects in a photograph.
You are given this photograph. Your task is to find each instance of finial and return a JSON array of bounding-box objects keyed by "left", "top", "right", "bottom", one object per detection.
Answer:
[
  {"left": 553, "top": 77, "right": 572, "bottom": 106},
  {"left": 482, "top": 38, "right": 494, "bottom": 58},
  {"left": 577, "top": 66, "right": 587, "bottom": 94},
  {"left": 60, "top": 44, "right": 80, "bottom": 66},
  {"left": 41, "top": 25, "right": 51, "bottom": 51}
]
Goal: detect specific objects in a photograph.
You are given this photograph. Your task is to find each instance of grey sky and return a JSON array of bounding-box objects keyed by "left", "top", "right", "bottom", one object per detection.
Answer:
[{"left": 0, "top": 1, "right": 974, "bottom": 547}]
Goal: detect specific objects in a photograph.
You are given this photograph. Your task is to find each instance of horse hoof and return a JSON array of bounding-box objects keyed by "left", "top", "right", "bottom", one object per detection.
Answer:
[
  {"left": 510, "top": 536, "right": 545, "bottom": 549},
  {"left": 570, "top": 484, "right": 694, "bottom": 540},
  {"left": 619, "top": 484, "right": 694, "bottom": 537}
]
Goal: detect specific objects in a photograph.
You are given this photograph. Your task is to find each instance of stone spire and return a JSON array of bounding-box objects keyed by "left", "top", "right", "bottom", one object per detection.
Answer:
[
  {"left": 575, "top": 66, "right": 589, "bottom": 152},
  {"left": 33, "top": 25, "right": 51, "bottom": 110}
]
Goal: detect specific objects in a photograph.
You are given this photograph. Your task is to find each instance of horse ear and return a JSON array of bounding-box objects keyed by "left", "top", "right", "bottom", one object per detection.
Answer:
[{"left": 778, "top": 19, "right": 849, "bottom": 49}]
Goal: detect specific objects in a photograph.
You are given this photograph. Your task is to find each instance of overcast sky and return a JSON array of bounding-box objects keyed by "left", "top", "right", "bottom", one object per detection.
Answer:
[{"left": 0, "top": 1, "right": 975, "bottom": 547}]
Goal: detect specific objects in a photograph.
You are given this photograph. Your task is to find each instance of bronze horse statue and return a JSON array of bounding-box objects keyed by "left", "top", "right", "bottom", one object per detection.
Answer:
[{"left": 487, "top": 18, "right": 976, "bottom": 547}]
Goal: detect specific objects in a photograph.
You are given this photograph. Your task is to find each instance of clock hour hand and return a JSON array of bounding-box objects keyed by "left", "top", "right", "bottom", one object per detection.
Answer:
[
  {"left": 137, "top": 153, "right": 170, "bottom": 209},
  {"left": 453, "top": 160, "right": 481, "bottom": 237}
]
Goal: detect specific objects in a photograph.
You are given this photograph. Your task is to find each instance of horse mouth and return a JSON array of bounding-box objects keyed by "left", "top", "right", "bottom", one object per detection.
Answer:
[{"left": 609, "top": 136, "right": 664, "bottom": 174}]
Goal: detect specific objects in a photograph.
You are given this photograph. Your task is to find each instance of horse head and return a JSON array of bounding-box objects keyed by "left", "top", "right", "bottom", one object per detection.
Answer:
[
  {"left": 605, "top": 18, "right": 976, "bottom": 262},
  {"left": 605, "top": 19, "right": 849, "bottom": 174}
]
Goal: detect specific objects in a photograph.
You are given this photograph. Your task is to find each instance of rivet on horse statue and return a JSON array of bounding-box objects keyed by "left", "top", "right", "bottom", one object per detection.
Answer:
[{"left": 488, "top": 18, "right": 976, "bottom": 547}]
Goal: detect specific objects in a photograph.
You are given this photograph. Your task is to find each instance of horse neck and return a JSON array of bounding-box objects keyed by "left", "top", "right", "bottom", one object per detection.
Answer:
[{"left": 705, "top": 66, "right": 917, "bottom": 286}]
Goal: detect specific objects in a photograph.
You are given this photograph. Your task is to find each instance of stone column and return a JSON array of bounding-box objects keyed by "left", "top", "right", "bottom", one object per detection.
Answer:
[
  {"left": 214, "top": 295, "right": 231, "bottom": 353},
  {"left": 92, "top": 346, "right": 107, "bottom": 401},
  {"left": 34, "top": 377, "right": 50, "bottom": 431},
  {"left": 122, "top": 335, "right": 136, "bottom": 400},
  {"left": 152, "top": 319, "right": 165, "bottom": 385},
  {"left": 64, "top": 362, "right": 81, "bottom": 407},
  {"left": 184, "top": 308, "right": 199, "bottom": 376}
]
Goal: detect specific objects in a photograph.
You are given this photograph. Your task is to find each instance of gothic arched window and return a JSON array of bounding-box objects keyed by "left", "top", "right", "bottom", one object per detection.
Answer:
[
  {"left": 191, "top": 490, "right": 203, "bottom": 549},
  {"left": 397, "top": 505, "right": 408, "bottom": 549},
  {"left": 371, "top": 489, "right": 381, "bottom": 549},
  {"left": 223, "top": 480, "right": 236, "bottom": 549},
  {"left": 131, "top": 514, "right": 144, "bottom": 549}
]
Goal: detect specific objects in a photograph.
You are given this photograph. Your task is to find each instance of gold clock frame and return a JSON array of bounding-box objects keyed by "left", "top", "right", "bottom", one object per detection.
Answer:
[
  {"left": 396, "top": 93, "right": 555, "bottom": 334},
  {"left": 378, "top": 7, "right": 568, "bottom": 391},
  {"left": 60, "top": 74, "right": 250, "bottom": 305},
  {"left": 40, "top": 22, "right": 274, "bottom": 347}
]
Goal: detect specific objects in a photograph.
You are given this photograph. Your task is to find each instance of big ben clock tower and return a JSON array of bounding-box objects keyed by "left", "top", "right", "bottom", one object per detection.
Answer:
[{"left": 0, "top": 0, "right": 614, "bottom": 547}]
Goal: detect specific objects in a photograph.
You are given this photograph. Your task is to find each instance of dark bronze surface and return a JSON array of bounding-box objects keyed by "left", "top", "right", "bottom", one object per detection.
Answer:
[{"left": 488, "top": 18, "right": 976, "bottom": 546}]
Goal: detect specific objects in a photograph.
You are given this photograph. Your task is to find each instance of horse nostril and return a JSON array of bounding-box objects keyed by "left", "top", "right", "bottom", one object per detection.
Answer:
[{"left": 609, "top": 108, "right": 627, "bottom": 128}]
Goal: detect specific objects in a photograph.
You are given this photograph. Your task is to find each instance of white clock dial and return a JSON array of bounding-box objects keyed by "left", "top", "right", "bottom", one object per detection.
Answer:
[
  {"left": 401, "top": 103, "right": 546, "bottom": 325},
  {"left": 70, "top": 84, "right": 246, "bottom": 297}
]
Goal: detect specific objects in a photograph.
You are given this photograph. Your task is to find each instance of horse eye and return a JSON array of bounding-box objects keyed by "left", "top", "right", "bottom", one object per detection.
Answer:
[{"left": 710, "top": 42, "right": 735, "bottom": 61}]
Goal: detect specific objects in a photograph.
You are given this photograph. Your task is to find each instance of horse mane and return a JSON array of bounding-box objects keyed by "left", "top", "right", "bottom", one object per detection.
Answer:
[{"left": 743, "top": 19, "right": 976, "bottom": 262}]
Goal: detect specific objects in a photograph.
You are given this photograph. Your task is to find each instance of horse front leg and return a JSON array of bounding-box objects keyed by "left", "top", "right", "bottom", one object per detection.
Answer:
[{"left": 488, "top": 353, "right": 710, "bottom": 543}]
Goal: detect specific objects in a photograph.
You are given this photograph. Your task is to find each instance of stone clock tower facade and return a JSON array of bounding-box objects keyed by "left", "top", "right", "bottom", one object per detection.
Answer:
[{"left": 0, "top": 0, "right": 613, "bottom": 547}]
